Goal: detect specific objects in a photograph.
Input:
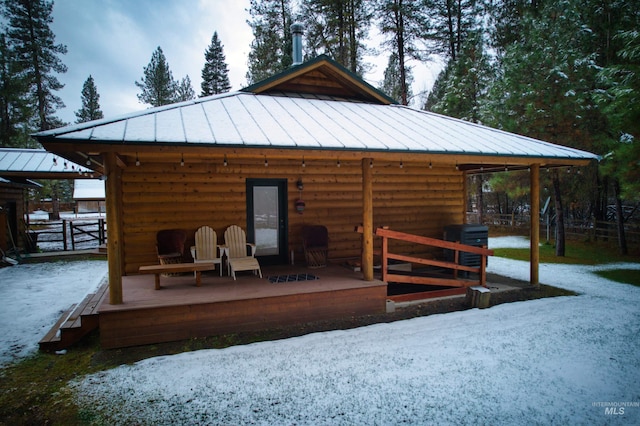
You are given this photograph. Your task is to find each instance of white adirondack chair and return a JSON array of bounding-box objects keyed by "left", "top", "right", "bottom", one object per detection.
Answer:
[
  {"left": 223, "top": 225, "right": 262, "bottom": 280},
  {"left": 190, "top": 226, "right": 223, "bottom": 276}
]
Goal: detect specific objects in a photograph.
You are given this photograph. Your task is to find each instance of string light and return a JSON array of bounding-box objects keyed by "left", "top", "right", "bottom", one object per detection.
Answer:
[
  {"left": 135, "top": 153, "right": 140, "bottom": 166},
  {"left": 52, "top": 157, "right": 57, "bottom": 166},
  {"left": 429, "top": 160, "right": 432, "bottom": 169},
  {"left": 223, "top": 155, "right": 228, "bottom": 167},
  {"left": 399, "top": 160, "right": 403, "bottom": 169},
  {"left": 369, "top": 159, "right": 373, "bottom": 168},
  {"left": 264, "top": 157, "right": 268, "bottom": 167},
  {"left": 180, "top": 153, "right": 184, "bottom": 167},
  {"left": 337, "top": 159, "right": 341, "bottom": 168}
]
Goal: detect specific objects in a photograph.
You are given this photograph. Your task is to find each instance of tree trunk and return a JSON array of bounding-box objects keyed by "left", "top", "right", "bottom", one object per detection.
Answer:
[
  {"left": 552, "top": 171, "right": 565, "bottom": 256},
  {"left": 613, "top": 179, "right": 628, "bottom": 255},
  {"left": 50, "top": 181, "right": 60, "bottom": 220}
]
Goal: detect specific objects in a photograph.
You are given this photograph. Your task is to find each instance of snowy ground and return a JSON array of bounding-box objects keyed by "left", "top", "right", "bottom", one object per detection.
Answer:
[
  {"left": 1, "top": 237, "right": 639, "bottom": 424},
  {"left": 0, "top": 259, "right": 108, "bottom": 365}
]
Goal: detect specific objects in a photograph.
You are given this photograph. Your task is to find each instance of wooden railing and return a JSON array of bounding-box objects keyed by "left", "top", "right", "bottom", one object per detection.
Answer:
[{"left": 375, "top": 227, "right": 494, "bottom": 288}]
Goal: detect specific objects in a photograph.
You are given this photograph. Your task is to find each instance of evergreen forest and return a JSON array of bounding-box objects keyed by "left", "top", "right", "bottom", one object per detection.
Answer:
[{"left": 1, "top": 0, "right": 638, "bottom": 254}]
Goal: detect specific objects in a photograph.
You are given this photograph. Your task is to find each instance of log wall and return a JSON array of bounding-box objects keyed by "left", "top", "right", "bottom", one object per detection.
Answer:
[{"left": 120, "top": 156, "right": 464, "bottom": 274}]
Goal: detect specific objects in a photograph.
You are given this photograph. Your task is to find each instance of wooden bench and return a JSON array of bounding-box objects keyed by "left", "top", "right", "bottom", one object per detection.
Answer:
[{"left": 138, "top": 262, "right": 217, "bottom": 289}]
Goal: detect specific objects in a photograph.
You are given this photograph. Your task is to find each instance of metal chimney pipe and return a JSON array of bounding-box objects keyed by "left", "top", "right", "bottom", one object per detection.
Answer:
[{"left": 291, "top": 22, "right": 304, "bottom": 66}]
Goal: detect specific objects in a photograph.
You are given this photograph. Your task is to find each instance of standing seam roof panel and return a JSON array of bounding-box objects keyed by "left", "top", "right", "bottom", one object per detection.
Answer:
[
  {"left": 200, "top": 99, "right": 242, "bottom": 144},
  {"left": 327, "top": 101, "right": 408, "bottom": 150},
  {"left": 123, "top": 114, "right": 155, "bottom": 142},
  {"left": 269, "top": 96, "right": 342, "bottom": 147},
  {"left": 237, "top": 95, "right": 295, "bottom": 146},
  {"left": 222, "top": 96, "right": 269, "bottom": 145},
  {"left": 289, "top": 97, "right": 364, "bottom": 149},
  {"left": 256, "top": 95, "right": 322, "bottom": 147},
  {"left": 155, "top": 108, "right": 186, "bottom": 143},
  {"left": 313, "top": 100, "right": 389, "bottom": 149},
  {"left": 91, "top": 120, "right": 127, "bottom": 141},
  {"left": 181, "top": 103, "right": 214, "bottom": 143}
]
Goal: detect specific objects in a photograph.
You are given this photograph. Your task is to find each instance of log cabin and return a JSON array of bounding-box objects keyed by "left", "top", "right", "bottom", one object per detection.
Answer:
[{"left": 33, "top": 54, "right": 599, "bottom": 348}]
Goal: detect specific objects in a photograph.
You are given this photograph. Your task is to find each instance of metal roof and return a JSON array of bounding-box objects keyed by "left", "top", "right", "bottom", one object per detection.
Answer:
[
  {"left": 34, "top": 92, "right": 598, "bottom": 165},
  {"left": 73, "top": 179, "right": 105, "bottom": 200},
  {"left": 0, "top": 148, "right": 94, "bottom": 178}
]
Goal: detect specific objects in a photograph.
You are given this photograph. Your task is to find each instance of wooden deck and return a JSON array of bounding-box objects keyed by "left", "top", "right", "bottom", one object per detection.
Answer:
[{"left": 98, "top": 264, "right": 387, "bottom": 349}]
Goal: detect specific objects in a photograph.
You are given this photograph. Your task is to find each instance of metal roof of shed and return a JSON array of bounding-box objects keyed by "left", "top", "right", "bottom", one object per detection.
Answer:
[
  {"left": 0, "top": 148, "right": 95, "bottom": 178},
  {"left": 35, "top": 91, "right": 598, "bottom": 163}
]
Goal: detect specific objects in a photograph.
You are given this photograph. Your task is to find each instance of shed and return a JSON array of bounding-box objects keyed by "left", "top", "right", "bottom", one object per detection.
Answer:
[
  {"left": 73, "top": 179, "right": 105, "bottom": 214},
  {"left": 0, "top": 148, "right": 93, "bottom": 253},
  {"left": 33, "top": 55, "right": 598, "bottom": 347}
]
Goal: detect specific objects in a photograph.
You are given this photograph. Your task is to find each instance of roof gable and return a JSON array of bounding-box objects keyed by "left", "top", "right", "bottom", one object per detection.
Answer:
[{"left": 242, "top": 55, "right": 396, "bottom": 105}]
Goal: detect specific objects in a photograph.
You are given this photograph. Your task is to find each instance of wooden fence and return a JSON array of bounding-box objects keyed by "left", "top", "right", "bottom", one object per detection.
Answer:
[
  {"left": 467, "top": 212, "right": 640, "bottom": 247},
  {"left": 28, "top": 219, "right": 106, "bottom": 252}
]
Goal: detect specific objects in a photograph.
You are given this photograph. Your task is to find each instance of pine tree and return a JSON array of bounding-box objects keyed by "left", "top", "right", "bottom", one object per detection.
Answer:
[
  {"left": 201, "top": 31, "right": 231, "bottom": 96},
  {"left": 0, "top": 32, "right": 34, "bottom": 147},
  {"left": 246, "top": 0, "right": 293, "bottom": 85},
  {"left": 135, "top": 46, "right": 177, "bottom": 107},
  {"left": 428, "top": 32, "right": 492, "bottom": 123},
  {"left": 300, "top": 0, "right": 372, "bottom": 74},
  {"left": 175, "top": 75, "right": 195, "bottom": 102},
  {"left": 375, "top": 0, "right": 429, "bottom": 105},
  {"left": 2, "top": 0, "right": 67, "bottom": 131},
  {"left": 380, "top": 52, "right": 412, "bottom": 102},
  {"left": 75, "top": 75, "right": 103, "bottom": 123}
]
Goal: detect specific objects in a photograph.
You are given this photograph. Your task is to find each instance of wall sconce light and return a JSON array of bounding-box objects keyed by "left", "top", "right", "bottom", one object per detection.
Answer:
[{"left": 296, "top": 177, "right": 305, "bottom": 214}]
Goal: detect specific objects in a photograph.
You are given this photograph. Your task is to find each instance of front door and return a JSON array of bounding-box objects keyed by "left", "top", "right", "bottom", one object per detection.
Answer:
[{"left": 246, "top": 179, "right": 288, "bottom": 265}]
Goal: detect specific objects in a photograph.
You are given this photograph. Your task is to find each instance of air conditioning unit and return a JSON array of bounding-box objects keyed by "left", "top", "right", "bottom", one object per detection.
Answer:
[{"left": 443, "top": 224, "right": 489, "bottom": 268}]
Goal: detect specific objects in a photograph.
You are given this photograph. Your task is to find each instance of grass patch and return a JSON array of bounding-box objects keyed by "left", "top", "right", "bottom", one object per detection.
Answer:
[
  {"left": 493, "top": 240, "right": 640, "bottom": 266},
  {"left": 593, "top": 269, "right": 640, "bottom": 287},
  {"left": 0, "top": 333, "right": 104, "bottom": 425}
]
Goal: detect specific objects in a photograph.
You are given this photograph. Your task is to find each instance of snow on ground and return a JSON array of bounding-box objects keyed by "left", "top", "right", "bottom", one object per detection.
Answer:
[
  {"left": 68, "top": 236, "right": 639, "bottom": 425},
  {"left": 0, "top": 259, "right": 107, "bottom": 365},
  {"left": 1, "top": 237, "right": 639, "bottom": 424}
]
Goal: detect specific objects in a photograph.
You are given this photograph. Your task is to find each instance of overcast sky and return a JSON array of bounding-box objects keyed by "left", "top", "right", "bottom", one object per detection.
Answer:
[{"left": 51, "top": 0, "right": 440, "bottom": 125}]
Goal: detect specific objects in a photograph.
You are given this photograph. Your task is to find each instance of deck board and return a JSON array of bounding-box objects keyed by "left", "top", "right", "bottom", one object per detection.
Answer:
[{"left": 98, "top": 264, "right": 387, "bottom": 349}]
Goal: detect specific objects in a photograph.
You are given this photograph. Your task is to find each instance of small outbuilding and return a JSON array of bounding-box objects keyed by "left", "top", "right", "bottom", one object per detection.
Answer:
[{"left": 0, "top": 148, "right": 92, "bottom": 254}]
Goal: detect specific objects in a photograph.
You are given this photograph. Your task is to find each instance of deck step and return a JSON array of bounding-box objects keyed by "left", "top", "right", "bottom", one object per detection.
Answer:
[
  {"left": 38, "top": 282, "right": 108, "bottom": 352},
  {"left": 38, "top": 304, "right": 77, "bottom": 352}
]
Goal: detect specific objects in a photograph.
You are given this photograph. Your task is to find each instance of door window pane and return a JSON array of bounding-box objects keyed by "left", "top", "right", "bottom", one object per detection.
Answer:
[{"left": 253, "top": 186, "right": 279, "bottom": 256}]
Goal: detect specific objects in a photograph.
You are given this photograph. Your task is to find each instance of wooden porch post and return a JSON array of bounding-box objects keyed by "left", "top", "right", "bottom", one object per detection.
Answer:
[
  {"left": 104, "top": 152, "right": 124, "bottom": 304},
  {"left": 362, "top": 158, "right": 374, "bottom": 281},
  {"left": 530, "top": 163, "right": 540, "bottom": 288}
]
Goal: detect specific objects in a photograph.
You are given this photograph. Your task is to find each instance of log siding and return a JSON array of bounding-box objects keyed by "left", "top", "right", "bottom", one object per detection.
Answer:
[{"left": 120, "top": 155, "right": 464, "bottom": 274}]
